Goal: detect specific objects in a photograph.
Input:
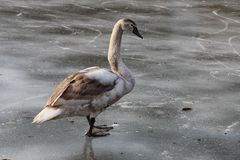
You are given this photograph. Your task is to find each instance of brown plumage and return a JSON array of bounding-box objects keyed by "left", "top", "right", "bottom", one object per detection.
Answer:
[{"left": 46, "top": 71, "right": 116, "bottom": 107}]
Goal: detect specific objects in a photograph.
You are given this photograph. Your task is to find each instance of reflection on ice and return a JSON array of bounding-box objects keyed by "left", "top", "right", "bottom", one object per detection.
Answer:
[{"left": 79, "top": 137, "right": 96, "bottom": 160}]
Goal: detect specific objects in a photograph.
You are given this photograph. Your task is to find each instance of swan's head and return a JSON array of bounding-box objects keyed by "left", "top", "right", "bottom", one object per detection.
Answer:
[{"left": 119, "top": 18, "right": 143, "bottom": 39}]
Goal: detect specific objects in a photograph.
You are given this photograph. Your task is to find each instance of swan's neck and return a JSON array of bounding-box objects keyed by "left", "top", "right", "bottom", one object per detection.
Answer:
[{"left": 107, "top": 23, "right": 135, "bottom": 86}]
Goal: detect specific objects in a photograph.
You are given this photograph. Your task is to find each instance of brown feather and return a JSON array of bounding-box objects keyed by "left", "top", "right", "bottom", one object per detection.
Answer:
[{"left": 46, "top": 71, "right": 115, "bottom": 107}]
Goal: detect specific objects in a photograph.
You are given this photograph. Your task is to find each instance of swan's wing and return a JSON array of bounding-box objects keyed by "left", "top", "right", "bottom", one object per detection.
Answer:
[{"left": 46, "top": 68, "right": 118, "bottom": 107}]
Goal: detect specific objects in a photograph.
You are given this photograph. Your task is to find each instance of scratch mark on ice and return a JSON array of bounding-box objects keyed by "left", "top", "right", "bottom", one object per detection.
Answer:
[
  {"left": 228, "top": 36, "right": 240, "bottom": 57},
  {"left": 225, "top": 121, "right": 239, "bottom": 133},
  {"left": 212, "top": 9, "right": 240, "bottom": 24}
]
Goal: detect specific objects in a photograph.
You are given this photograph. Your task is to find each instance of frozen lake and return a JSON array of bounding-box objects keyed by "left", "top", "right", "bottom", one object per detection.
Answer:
[{"left": 1, "top": 0, "right": 240, "bottom": 159}]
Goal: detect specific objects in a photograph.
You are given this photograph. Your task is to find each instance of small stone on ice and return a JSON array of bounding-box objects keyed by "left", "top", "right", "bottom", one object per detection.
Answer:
[{"left": 182, "top": 107, "right": 192, "bottom": 111}]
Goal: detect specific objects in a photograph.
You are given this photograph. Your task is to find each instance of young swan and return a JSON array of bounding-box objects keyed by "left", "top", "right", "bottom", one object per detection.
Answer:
[{"left": 33, "top": 18, "right": 143, "bottom": 137}]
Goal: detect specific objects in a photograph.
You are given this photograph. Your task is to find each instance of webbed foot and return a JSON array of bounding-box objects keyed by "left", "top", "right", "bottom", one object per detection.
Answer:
[
  {"left": 94, "top": 125, "right": 114, "bottom": 130},
  {"left": 85, "top": 116, "right": 114, "bottom": 137},
  {"left": 85, "top": 127, "right": 112, "bottom": 137}
]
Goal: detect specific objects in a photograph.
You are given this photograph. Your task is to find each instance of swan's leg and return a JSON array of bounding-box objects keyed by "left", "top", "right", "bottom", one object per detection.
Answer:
[
  {"left": 85, "top": 116, "right": 113, "bottom": 137},
  {"left": 86, "top": 115, "right": 113, "bottom": 130},
  {"left": 85, "top": 116, "right": 95, "bottom": 137}
]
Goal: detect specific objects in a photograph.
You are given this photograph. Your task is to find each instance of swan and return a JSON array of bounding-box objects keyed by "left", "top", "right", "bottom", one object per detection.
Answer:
[{"left": 32, "top": 18, "right": 143, "bottom": 137}]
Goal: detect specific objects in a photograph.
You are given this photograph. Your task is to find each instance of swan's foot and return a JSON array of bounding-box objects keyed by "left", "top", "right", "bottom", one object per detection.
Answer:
[
  {"left": 85, "top": 127, "right": 112, "bottom": 137},
  {"left": 94, "top": 125, "right": 114, "bottom": 130},
  {"left": 85, "top": 116, "right": 114, "bottom": 137}
]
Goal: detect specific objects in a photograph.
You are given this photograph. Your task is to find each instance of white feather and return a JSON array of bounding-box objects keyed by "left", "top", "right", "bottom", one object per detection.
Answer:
[
  {"left": 32, "top": 107, "right": 62, "bottom": 124},
  {"left": 86, "top": 69, "right": 117, "bottom": 85}
]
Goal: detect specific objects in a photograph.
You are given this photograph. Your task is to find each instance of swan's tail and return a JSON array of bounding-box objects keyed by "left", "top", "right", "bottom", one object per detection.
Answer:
[{"left": 32, "top": 107, "right": 63, "bottom": 124}]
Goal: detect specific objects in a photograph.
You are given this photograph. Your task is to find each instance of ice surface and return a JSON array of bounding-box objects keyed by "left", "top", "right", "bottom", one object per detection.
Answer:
[{"left": 1, "top": 0, "right": 240, "bottom": 160}]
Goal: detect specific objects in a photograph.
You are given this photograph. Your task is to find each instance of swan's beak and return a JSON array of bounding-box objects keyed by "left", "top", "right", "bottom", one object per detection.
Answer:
[{"left": 132, "top": 26, "right": 143, "bottom": 39}]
